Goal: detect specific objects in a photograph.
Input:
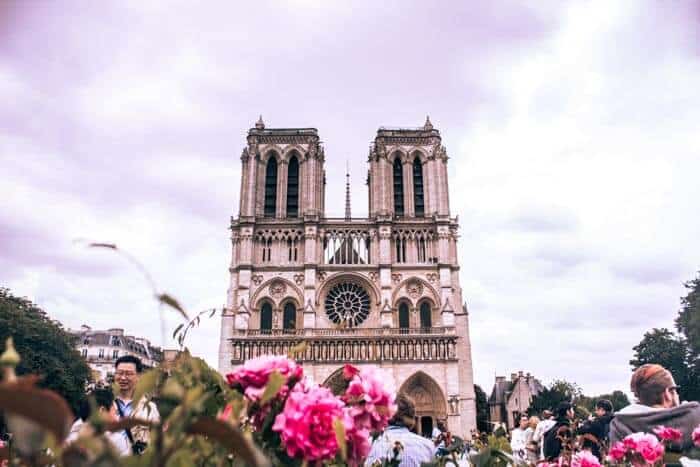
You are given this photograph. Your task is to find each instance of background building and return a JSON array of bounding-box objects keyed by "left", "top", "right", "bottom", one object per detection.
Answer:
[
  {"left": 70, "top": 325, "right": 163, "bottom": 382},
  {"left": 488, "top": 371, "right": 544, "bottom": 429},
  {"left": 218, "top": 117, "right": 477, "bottom": 437}
]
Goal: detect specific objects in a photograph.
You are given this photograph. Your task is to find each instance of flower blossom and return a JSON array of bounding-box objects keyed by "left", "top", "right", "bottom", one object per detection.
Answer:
[
  {"left": 342, "top": 407, "right": 372, "bottom": 467},
  {"left": 225, "top": 355, "right": 303, "bottom": 403},
  {"left": 622, "top": 432, "right": 664, "bottom": 464},
  {"left": 653, "top": 425, "right": 683, "bottom": 443},
  {"left": 607, "top": 442, "right": 627, "bottom": 462},
  {"left": 342, "top": 365, "right": 397, "bottom": 433},
  {"left": 272, "top": 382, "right": 346, "bottom": 462},
  {"left": 572, "top": 451, "right": 601, "bottom": 467},
  {"left": 693, "top": 425, "right": 700, "bottom": 447}
]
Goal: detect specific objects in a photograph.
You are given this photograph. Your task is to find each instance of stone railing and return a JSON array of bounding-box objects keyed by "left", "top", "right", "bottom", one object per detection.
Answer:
[{"left": 228, "top": 327, "right": 458, "bottom": 364}]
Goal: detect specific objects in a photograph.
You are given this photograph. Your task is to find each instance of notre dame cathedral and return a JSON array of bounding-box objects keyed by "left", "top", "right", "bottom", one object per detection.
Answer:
[{"left": 218, "top": 117, "right": 476, "bottom": 437}]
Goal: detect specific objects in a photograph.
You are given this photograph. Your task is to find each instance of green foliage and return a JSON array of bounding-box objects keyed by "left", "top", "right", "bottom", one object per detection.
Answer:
[
  {"left": 630, "top": 327, "right": 700, "bottom": 402},
  {"left": 677, "top": 272, "right": 700, "bottom": 356},
  {"left": 474, "top": 384, "right": 489, "bottom": 432},
  {"left": 577, "top": 390, "right": 630, "bottom": 413},
  {"left": 528, "top": 380, "right": 582, "bottom": 416},
  {"left": 0, "top": 287, "right": 91, "bottom": 415}
]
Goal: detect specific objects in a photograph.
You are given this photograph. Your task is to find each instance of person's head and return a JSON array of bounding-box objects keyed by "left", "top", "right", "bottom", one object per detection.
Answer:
[
  {"left": 542, "top": 409, "right": 553, "bottom": 420},
  {"left": 518, "top": 415, "right": 528, "bottom": 429},
  {"left": 114, "top": 355, "right": 144, "bottom": 396},
  {"left": 630, "top": 364, "right": 679, "bottom": 408},
  {"left": 595, "top": 399, "right": 614, "bottom": 417},
  {"left": 389, "top": 394, "right": 416, "bottom": 429},
  {"left": 437, "top": 419, "right": 446, "bottom": 431},
  {"left": 78, "top": 388, "right": 116, "bottom": 421},
  {"left": 528, "top": 416, "right": 540, "bottom": 429},
  {"left": 556, "top": 402, "right": 574, "bottom": 420}
]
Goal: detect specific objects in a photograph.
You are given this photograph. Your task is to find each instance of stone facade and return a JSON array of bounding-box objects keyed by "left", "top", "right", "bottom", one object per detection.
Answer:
[
  {"left": 218, "top": 117, "right": 477, "bottom": 437},
  {"left": 488, "top": 371, "right": 544, "bottom": 429}
]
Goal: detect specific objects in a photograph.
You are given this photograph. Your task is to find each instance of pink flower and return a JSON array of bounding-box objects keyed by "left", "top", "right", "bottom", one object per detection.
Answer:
[
  {"left": 572, "top": 451, "right": 601, "bottom": 467},
  {"left": 343, "top": 366, "right": 397, "bottom": 433},
  {"left": 653, "top": 425, "right": 682, "bottom": 443},
  {"left": 217, "top": 403, "right": 234, "bottom": 423},
  {"left": 343, "top": 408, "right": 372, "bottom": 467},
  {"left": 273, "top": 382, "right": 346, "bottom": 462},
  {"left": 607, "top": 442, "right": 627, "bottom": 462},
  {"left": 225, "top": 355, "right": 303, "bottom": 403},
  {"left": 693, "top": 425, "right": 700, "bottom": 446},
  {"left": 623, "top": 432, "right": 664, "bottom": 464}
]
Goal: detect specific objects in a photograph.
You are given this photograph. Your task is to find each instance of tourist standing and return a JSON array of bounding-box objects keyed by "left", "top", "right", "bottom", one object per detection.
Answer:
[
  {"left": 524, "top": 415, "right": 540, "bottom": 464},
  {"left": 532, "top": 409, "right": 555, "bottom": 460},
  {"left": 610, "top": 364, "right": 700, "bottom": 452},
  {"left": 365, "top": 394, "right": 435, "bottom": 466},
  {"left": 578, "top": 399, "right": 614, "bottom": 460},
  {"left": 66, "top": 388, "right": 130, "bottom": 455},
  {"left": 510, "top": 415, "right": 529, "bottom": 464},
  {"left": 113, "top": 355, "right": 160, "bottom": 455},
  {"left": 543, "top": 402, "right": 575, "bottom": 461}
]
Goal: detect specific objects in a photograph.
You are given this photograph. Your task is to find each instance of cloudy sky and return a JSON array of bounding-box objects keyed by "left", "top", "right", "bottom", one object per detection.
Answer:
[{"left": 1, "top": 1, "right": 699, "bottom": 397}]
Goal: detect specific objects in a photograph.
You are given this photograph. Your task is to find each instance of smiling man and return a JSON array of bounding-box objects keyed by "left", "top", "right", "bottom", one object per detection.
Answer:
[{"left": 113, "top": 355, "right": 160, "bottom": 455}]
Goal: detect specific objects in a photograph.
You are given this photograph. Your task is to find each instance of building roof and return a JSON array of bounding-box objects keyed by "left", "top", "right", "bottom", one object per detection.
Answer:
[
  {"left": 488, "top": 372, "right": 544, "bottom": 405},
  {"left": 70, "top": 327, "right": 162, "bottom": 362}
]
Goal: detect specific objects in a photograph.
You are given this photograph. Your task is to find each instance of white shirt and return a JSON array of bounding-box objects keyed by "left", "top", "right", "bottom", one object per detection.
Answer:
[
  {"left": 510, "top": 428, "right": 528, "bottom": 463},
  {"left": 533, "top": 419, "right": 556, "bottom": 459}
]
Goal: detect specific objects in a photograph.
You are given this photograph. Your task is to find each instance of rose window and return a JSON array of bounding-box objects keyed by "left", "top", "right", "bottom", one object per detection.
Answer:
[{"left": 324, "top": 282, "right": 370, "bottom": 327}]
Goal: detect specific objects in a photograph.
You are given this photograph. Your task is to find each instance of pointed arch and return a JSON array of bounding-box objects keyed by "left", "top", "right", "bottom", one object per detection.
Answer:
[
  {"left": 264, "top": 157, "right": 278, "bottom": 217},
  {"left": 413, "top": 155, "right": 425, "bottom": 217},
  {"left": 260, "top": 301, "right": 273, "bottom": 332},
  {"left": 398, "top": 301, "right": 410, "bottom": 331},
  {"left": 282, "top": 301, "right": 296, "bottom": 330},
  {"left": 419, "top": 301, "right": 432, "bottom": 328},
  {"left": 286, "top": 155, "right": 299, "bottom": 217},
  {"left": 322, "top": 367, "right": 350, "bottom": 396},
  {"left": 399, "top": 371, "right": 447, "bottom": 437}
]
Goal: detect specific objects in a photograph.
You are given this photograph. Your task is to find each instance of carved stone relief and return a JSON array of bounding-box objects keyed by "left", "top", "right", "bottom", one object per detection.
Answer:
[{"left": 269, "top": 280, "right": 287, "bottom": 299}]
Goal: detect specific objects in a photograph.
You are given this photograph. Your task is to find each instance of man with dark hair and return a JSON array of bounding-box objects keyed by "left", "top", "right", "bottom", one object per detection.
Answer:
[
  {"left": 610, "top": 364, "right": 700, "bottom": 452},
  {"left": 364, "top": 394, "right": 435, "bottom": 466},
  {"left": 532, "top": 410, "right": 555, "bottom": 460},
  {"left": 114, "top": 355, "right": 159, "bottom": 455},
  {"left": 543, "top": 402, "right": 575, "bottom": 460},
  {"left": 578, "top": 399, "right": 614, "bottom": 460},
  {"left": 66, "top": 388, "right": 130, "bottom": 455}
]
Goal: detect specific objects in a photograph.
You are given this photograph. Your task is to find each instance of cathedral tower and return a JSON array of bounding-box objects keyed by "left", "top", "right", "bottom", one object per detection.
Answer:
[{"left": 219, "top": 118, "right": 476, "bottom": 437}]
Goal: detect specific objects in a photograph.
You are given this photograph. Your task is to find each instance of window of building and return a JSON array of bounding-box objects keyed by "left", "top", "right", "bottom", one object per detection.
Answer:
[
  {"left": 287, "top": 238, "right": 298, "bottom": 262},
  {"left": 413, "top": 156, "right": 424, "bottom": 217},
  {"left": 81, "top": 349, "right": 87, "bottom": 357},
  {"left": 287, "top": 156, "right": 299, "bottom": 217},
  {"left": 98, "top": 348, "right": 104, "bottom": 358},
  {"left": 113, "top": 350, "right": 119, "bottom": 359},
  {"left": 393, "top": 156, "right": 404, "bottom": 216},
  {"left": 283, "top": 302, "right": 296, "bottom": 331},
  {"left": 264, "top": 157, "right": 278, "bottom": 217},
  {"left": 260, "top": 303, "right": 273, "bottom": 333},
  {"left": 419, "top": 302, "right": 432, "bottom": 329},
  {"left": 398, "top": 303, "right": 410, "bottom": 332},
  {"left": 417, "top": 237, "right": 427, "bottom": 263},
  {"left": 395, "top": 237, "right": 406, "bottom": 263},
  {"left": 262, "top": 238, "right": 273, "bottom": 262}
]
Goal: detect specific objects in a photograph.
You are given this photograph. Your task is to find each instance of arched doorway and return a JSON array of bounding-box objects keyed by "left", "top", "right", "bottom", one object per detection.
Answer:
[{"left": 399, "top": 372, "right": 447, "bottom": 438}]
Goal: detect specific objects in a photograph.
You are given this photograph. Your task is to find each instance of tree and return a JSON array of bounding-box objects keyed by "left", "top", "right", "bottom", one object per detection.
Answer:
[
  {"left": 630, "top": 327, "right": 699, "bottom": 402},
  {"left": 528, "top": 380, "right": 582, "bottom": 416},
  {"left": 474, "top": 384, "right": 489, "bottom": 432},
  {"left": 0, "top": 287, "right": 90, "bottom": 414},
  {"left": 578, "top": 390, "right": 630, "bottom": 413},
  {"left": 676, "top": 272, "right": 700, "bottom": 357}
]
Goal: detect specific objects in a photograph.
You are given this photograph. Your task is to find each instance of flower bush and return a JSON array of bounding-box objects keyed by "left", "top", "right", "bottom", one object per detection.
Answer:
[{"left": 224, "top": 357, "right": 397, "bottom": 466}]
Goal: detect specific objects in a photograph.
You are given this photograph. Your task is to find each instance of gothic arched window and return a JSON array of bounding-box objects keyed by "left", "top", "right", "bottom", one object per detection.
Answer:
[
  {"left": 393, "top": 156, "right": 404, "bottom": 216},
  {"left": 283, "top": 302, "right": 296, "bottom": 331},
  {"left": 264, "top": 157, "right": 278, "bottom": 217},
  {"left": 287, "top": 156, "right": 299, "bottom": 217},
  {"left": 398, "top": 302, "right": 410, "bottom": 332},
  {"left": 413, "top": 156, "right": 424, "bottom": 217},
  {"left": 260, "top": 303, "right": 273, "bottom": 333},
  {"left": 419, "top": 302, "right": 432, "bottom": 329}
]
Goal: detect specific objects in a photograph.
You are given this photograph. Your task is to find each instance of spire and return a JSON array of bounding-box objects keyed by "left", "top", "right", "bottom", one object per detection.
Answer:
[
  {"left": 424, "top": 115, "right": 433, "bottom": 130},
  {"left": 345, "top": 161, "right": 351, "bottom": 220},
  {"left": 255, "top": 115, "right": 265, "bottom": 129}
]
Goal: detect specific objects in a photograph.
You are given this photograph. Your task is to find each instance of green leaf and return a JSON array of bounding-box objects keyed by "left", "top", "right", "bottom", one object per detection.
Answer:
[
  {"left": 172, "top": 323, "right": 185, "bottom": 339},
  {"left": 187, "top": 417, "right": 270, "bottom": 467},
  {"left": 131, "top": 368, "right": 159, "bottom": 406},
  {"left": 259, "top": 370, "right": 285, "bottom": 405},
  {"left": 333, "top": 417, "right": 347, "bottom": 462},
  {"left": 157, "top": 293, "right": 190, "bottom": 321}
]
